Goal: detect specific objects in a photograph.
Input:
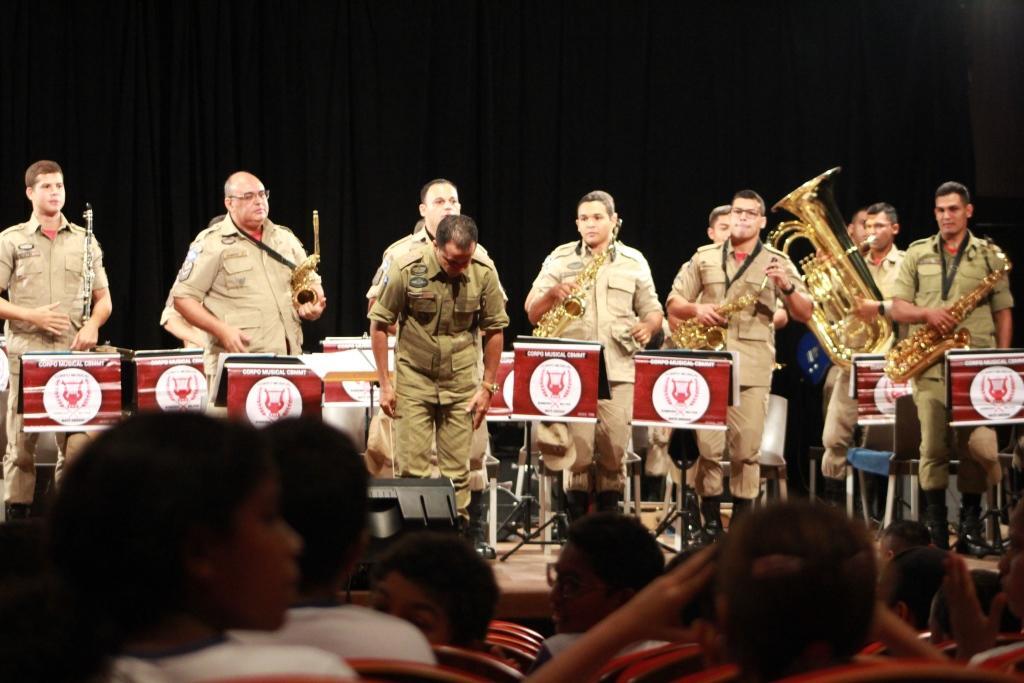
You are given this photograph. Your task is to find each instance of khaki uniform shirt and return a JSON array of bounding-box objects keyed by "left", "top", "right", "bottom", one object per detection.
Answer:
[
  {"left": 669, "top": 240, "right": 805, "bottom": 388},
  {"left": 368, "top": 246, "right": 508, "bottom": 404},
  {"left": 0, "top": 214, "right": 110, "bottom": 364},
  {"left": 526, "top": 241, "right": 662, "bottom": 384},
  {"left": 365, "top": 224, "right": 499, "bottom": 301},
  {"left": 171, "top": 216, "right": 312, "bottom": 371},
  {"left": 867, "top": 245, "right": 906, "bottom": 342},
  {"left": 891, "top": 231, "right": 1013, "bottom": 380}
]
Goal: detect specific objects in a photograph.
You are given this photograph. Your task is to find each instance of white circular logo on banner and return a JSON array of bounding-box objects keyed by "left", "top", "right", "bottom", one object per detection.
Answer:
[
  {"left": 529, "top": 359, "right": 581, "bottom": 417},
  {"left": 341, "top": 380, "right": 372, "bottom": 403},
  {"left": 43, "top": 368, "right": 102, "bottom": 426},
  {"left": 501, "top": 370, "right": 515, "bottom": 410},
  {"left": 246, "top": 376, "right": 303, "bottom": 424},
  {"left": 0, "top": 347, "right": 8, "bottom": 392},
  {"left": 873, "top": 375, "right": 911, "bottom": 416},
  {"left": 652, "top": 367, "right": 711, "bottom": 425},
  {"left": 155, "top": 365, "right": 207, "bottom": 411},
  {"left": 970, "top": 366, "right": 1024, "bottom": 420}
]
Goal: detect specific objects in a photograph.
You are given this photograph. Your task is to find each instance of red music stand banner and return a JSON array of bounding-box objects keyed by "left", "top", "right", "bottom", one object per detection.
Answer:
[
  {"left": 225, "top": 361, "right": 323, "bottom": 425},
  {"left": 850, "top": 354, "right": 912, "bottom": 425},
  {"left": 946, "top": 349, "right": 1024, "bottom": 427},
  {"left": 134, "top": 349, "right": 207, "bottom": 413},
  {"left": 319, "top": 337, "right": 395, "bottom": 406},
  {"left": 21, "top": 352, "right": 122, "bottom": 432},
  {"left": 0, "top": 336, "right": 8, "bottom": 392},
  {"left": 511, "top": 341, "right": 601, "bottom": 423},
  {"left": 631, "top": 351, "right": 735, "bottom": 431},
  {"left": 486, "top": 351, "right": 515, "bottom": 421}
]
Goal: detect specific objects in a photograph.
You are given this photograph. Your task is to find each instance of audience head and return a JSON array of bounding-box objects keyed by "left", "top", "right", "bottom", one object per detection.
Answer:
[
  {"left": 880, "top": 545, "right": 948, "bottom": 630},
  {"left": 718, "top": 501, "right": 876, "bottom": 680},
  {"left": 370, "top": 531, "right": 498, "bottom": 647},
  {"left": 263, "top": 417, "right": 368, "bottom": 596},
  {"left": 550, "top": 512, "right": 665, "bottom": 634},
  {"left": 930, "top": 569, "right": 1022, "bottom": 642},
  {"left": 49, "top": 413, "right": 301, "bottom": 645},
  {"left": 878, "top": 520, "right": 931, "bottom": 566}
]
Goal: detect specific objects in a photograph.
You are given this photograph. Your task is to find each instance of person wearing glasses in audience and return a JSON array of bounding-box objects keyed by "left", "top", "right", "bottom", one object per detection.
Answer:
[
  {"left": 172, "top": 172, "right": 326, "bottom": 381},
  {"left": 667, "top": 190, "right": 812, "bottom": 541}
]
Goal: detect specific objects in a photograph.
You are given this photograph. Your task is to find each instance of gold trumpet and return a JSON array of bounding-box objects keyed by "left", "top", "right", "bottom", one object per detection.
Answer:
[{"left": 291, "top": 210, "right": 321, "bottom": 306}]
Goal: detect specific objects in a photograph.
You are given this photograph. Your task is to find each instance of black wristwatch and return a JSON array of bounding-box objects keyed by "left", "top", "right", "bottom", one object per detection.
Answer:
[{"left": 780, "top": 283, "right": 796, "bottom": 296}]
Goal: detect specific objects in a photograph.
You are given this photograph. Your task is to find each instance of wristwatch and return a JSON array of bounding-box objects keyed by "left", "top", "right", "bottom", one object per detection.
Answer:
[
  {"left": 484, "top": 382, "right": 500, "bottom": 395},
  {"left": 780, "top": 282, "right": 796, "bottom": 295}
]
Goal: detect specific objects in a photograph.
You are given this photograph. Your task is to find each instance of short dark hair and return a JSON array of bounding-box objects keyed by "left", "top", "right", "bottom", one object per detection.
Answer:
[
  {"left": 420, "top": 178, "right": 458, "bottom": 204},
  {"left": 371, "top": 531, "right": 498, "bottom": 646},
  {"left": 436, "top": 214, "right": 478, "bottom": 250},
  {"left": 865, "top": 202, "right": 899, "bottom": 225},
  {"left": 566, "top": 513, "right": 664, "bottom": 593},
  {"left": 264, "top": 418, "right": 368, "bottom": 593},
  {"left": 880, "top": 545, "right": 948, "bottom": 630},
  {"left": 719, "top": 501, "right": 876, "bottom": 681},
  {"left": 935, "top": 181, "right": 971, "bottom": 205},
  {"left": 577, "top": 190, "right": 616, "bottom": 216},
  {"left": 25, "top": 160, "right": 63, "bottom": 188},
  {"left": 732, "top": 189, "right": 765, "bottom": 216},
  {"left": 879, "top": 520, "right": 930, "bottom": 554},
  {"left": 847, "top": 206, "right": 869, "bottom": 225},
  {"left": 48, "top": 413, "right": 273, "bottom": 641},
  {"left": 709, "top": 205, "right": 732, "bottom": 226}
]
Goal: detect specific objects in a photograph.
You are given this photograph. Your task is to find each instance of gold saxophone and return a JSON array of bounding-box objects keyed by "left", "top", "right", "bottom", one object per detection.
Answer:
[
  {"left": 291, "top": 210, "right": 321, "bottom": 306},
  {"left": 884, "top": 244, "right": 1011, "bottom": 381},
  {"left": 671, "top": 275, "right": 769, "bottom": 350},
  {"left": 769, "top": 167, "right": 893, "bottom": 367},
  {"left": 532, "top": 249, "right": 608, "bottom": 337}
]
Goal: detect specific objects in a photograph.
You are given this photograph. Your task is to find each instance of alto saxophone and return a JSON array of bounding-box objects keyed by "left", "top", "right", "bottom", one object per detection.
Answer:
[
  {"left": 291, "top": 210, "right": 321, "bottom": 306},
  {"left": 81, "top": 203, "right": 95, "bottom": 320},
  {"left": 884, "top": 244, "right": 1011, "bottom": 382},
  {"left": 670, "top": 275, "right": 769, "bottom": 350},
  {"left": 532, "top": 249, "right": 608, "bottom": 338}
]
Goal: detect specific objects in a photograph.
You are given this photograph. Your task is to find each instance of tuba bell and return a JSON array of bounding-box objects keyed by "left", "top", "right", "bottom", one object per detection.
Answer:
[
  {"left": 769, "top": 167, "right": 893, "bottom": 368},
  {"left": 291, "top": 210, "right": 321, "bottom": 307}
]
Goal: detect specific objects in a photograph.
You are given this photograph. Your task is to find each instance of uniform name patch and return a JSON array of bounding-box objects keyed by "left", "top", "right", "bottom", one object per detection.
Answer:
[
  {"left": 221, "top": 236, "right": 238, "bottom": 245},
  {"left": 566, "top": 261, "right": 584, "bottom": 271},
  {"left": 409, "top": 276, "right": 428, "bottom": 288},
  {"left": 17, "top": 243, "right": 34, "bottom": 251},
  {"left": 411, "top": 264, "right": 428, "bottom": 275}
]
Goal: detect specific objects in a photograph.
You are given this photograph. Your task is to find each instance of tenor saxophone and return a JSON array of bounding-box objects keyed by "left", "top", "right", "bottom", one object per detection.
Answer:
[
  {"left": 532, "top": 249, "right": 608, "bottom": 338},
  {"left": 884, "top": 244, "right": 1011, "bottom": 381},
  {"left": 670, "top": 275, "right": 769, "bottom": 350},
  {"left": 291, "top": 210, "right": 321, "bottom": 306}
]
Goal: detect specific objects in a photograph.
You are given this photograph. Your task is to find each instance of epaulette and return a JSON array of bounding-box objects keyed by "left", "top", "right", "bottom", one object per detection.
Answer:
[
  {"left": 907, "top": 237, "right": 933, "bottom": 250},
  {"left": 696, "top": 243, "right": 721, "bottom": 253},
  {"left": 616, "top": 243, "right": 649, "bottom": 263},
  {"left": 384, "top": 232, "right": 421, "bottom": 255},
  {"left": 551, "top": 241, "right": 578, "bottom": 256},
  {"left": 66, "top": 223, "right": 86, "bottom": 235},
  {"left": 397, "top": 250, "right": 426, "bottom": 269},
  {"left": 0, "top": 223, "right": 24, "bottom": 238}
]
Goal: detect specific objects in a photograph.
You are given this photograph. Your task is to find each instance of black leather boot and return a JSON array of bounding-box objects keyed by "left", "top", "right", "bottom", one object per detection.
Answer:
[
  {"left": 955, "top": 501, "right": 994, "bottom": 558},
  {"left": 565, "top": 490, "right": 590, "bottom": 522},
  {"left": 465, "top": 491, "right": 495, "bottom": 560},
  {"left": 595, "top": 490, "right": 621, "bottom": 513},
  {"left": 700, "top": 496, "right": 724, "bottom": 544},
  {"left": 924, "top": 503, "right": 950, "bottom": 550},
  {"left": 4, "top": 503, "right": 31, "bottom": 521},
  {"left": 822, "top": 477, "right": 846, "bottom": 508}
]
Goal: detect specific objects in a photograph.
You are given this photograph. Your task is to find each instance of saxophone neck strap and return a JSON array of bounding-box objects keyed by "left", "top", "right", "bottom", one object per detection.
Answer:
[
  {"left": 235, "top": 225, "right": 297, "bottom": 270},
  {"left": 939, "top": 231, "right": 970, "bottom": 300},
  {"left": 722, "top": 240, "right": 762, "bottom": 290}
]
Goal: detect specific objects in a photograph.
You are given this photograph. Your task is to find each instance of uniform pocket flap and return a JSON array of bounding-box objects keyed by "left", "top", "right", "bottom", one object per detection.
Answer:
[
  {"left": 607, "top": 275, "right": 637, "bottom": 293},
  {"left": 224, "top": 309, "right": 262, "bottom": 329},
  {"left": 223, "top": 257, "right": 254, "bottom": 275}
]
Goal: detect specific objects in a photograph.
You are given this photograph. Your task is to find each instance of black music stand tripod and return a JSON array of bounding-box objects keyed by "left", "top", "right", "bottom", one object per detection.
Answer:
[{"left": 651, "top": 432, "right": 705, "bottom": 553}]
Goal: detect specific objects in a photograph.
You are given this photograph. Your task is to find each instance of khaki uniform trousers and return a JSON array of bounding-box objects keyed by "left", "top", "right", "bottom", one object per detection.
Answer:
[
  {"left": 365, "top": 410, "right": 489, "bottom": 491},
  {"left": 914, "top": 376, "right": 1001, "bottom": 493},
  {"left": 394, "top": 394, "right": 476, "bottom": 517},
  {"left": 821, "top": 367, "right": 857, "bottom": 480},
  {"left": 694, "top": 385, "right": 769, "bottom": 500},
  {"left": 2, "top": 371, "right": 88, "bottom": 505},
  {"left": 564, "top": 382, "right": 633, "bottom": 494}
]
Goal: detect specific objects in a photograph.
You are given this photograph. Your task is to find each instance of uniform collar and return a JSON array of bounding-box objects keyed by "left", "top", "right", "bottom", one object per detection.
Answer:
[
  {"left": 412, "top": 224, "right": 434, "bottom": 245},
  {"left": 575, "top": 240, "right": 617, "bottom": 261},
  {"left": 222, "top": 215, "right": 276, "bottom": 240},
  {"left": 870, "top": 245, "right": 902, "bottom": 266},
  {"left": 928, "top": 229, "right": 978, "bottom": 255},
  {"left": 25, "top": 212, "right": 71, "bottom": 234},
  {"left": 724, "top": 238, "right": 762, "bottom": 259}
]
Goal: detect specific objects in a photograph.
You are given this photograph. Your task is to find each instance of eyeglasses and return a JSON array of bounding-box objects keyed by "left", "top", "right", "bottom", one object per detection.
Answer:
[
  {"left": 730, "top": 207, "right": 762, "bottom": 218},
  {"left": 546, "top": 563, "right": 602, "bottom": 599},
  {"left": 227, "top": 190, "right": 270, "bottom": 202}
]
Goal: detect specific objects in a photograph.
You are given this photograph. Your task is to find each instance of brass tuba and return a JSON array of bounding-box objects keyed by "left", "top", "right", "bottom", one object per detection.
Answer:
[
  {"left": 291, "top": 210, "right": 321, "bottom": 306},
  {"left": 769, "top": 167, "right": 893, "bottom": 367}
]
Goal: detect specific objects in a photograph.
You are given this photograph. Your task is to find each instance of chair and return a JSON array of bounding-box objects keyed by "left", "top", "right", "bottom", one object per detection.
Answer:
[
  {"left": 845, "top": 394, "right": 924, "bottom": 530},
  {"left": 432, "top": 645, "right": 524, "bottom": 682},
  {"left": 487, "top": 620, "right": 545, "bottom": 644},
  {"left": 673, "top": 664, "right": 739, "bottom": 682},
  {"left": 758, "top": 394, "right": 789, "bottom": 502},
  {"left": 481, "top": 638, "right": 536, "bottom": 671},
  {"left": 484, "top": 629, "right": 543, "bottom": 655},
  {"left": 623, "top": 446, "right": 645, "bottom": 517},
  {"left": 772, "top": 659, "right": 1019, "bottom": 681},
  {"left": 616, "top": 642, "right": 705, "bottom": 682},
  {"left": 347, "top": 659, "right": 485, "bottom": 683},
  {"left": 594, "top": 642, "right": 697, "bottom": 683},
  {"left": 977, "top": 639, "right": 1024, "bottom": 673}
]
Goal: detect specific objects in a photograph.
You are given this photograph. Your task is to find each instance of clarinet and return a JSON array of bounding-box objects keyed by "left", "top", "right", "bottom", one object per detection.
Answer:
[{"left": 82, "top": 203, "right": 95, "bottom": 321}]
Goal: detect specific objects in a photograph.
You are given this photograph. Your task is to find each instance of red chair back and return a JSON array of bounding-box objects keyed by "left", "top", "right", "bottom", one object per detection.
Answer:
[
  {"left": 347, "top": 658, "right": 486, "bottom": 683},
  {"left": 773, "top": 659, "right": 1020, "bottom": 682},
  {"left": 617, "top": 643, "right": 704, "bottom": 683},
  {"left": 594, "top": 643, "right": 698, "bottom": 683},
  {"left": 432, "top": 645, "right": 523, "bottom": 682}
]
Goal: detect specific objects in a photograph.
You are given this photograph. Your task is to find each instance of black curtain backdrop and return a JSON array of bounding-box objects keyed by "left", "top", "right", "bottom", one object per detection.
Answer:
[{"left": 1, "top": 0, "right": 1018, "bottom": 491}]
